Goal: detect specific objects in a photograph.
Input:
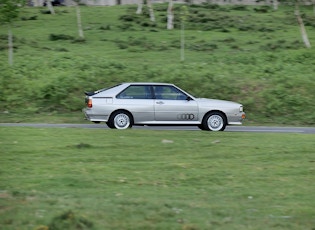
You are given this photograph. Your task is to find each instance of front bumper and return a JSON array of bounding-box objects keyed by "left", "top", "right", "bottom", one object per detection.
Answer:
[{"left": 228, "top": 112, "right": 246, "bottom": 125}]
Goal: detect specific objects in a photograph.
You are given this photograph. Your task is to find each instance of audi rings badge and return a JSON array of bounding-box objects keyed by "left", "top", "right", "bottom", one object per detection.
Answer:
[{"left": 177, "top": 114, "right": 195, "bottom": 120}]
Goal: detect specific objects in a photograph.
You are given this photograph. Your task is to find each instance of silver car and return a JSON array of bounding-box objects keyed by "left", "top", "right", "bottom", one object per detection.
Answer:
[{"left": 83, "top": 83, "right": 245, "bottom": 131}]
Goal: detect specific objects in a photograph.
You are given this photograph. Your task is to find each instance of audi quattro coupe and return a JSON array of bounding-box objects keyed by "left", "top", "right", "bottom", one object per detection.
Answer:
[{"left": 83, "top": 83, "right": 246, "bottom": 131}]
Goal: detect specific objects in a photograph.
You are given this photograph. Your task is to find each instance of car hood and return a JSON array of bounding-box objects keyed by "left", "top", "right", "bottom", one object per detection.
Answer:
[{"left": 195, "top": 98, "right": 242, "bottom": 107}]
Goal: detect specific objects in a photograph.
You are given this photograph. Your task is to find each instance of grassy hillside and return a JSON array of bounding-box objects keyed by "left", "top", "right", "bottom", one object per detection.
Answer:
[{"left": 0, "top": 4, "right": 315, "bottom": 125}]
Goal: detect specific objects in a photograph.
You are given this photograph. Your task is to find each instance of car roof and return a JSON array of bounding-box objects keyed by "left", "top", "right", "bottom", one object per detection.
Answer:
[
  {"left": 122, "top": 82, "right": 174, "bottom": 86},
  {"left": 94, "top": 82, "right": 178, "bottom": 96}
]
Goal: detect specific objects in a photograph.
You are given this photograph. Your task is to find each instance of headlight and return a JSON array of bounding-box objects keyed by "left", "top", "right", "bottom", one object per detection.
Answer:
[{"left": 239, "top": 106, "right": 243, "bottom": 112}]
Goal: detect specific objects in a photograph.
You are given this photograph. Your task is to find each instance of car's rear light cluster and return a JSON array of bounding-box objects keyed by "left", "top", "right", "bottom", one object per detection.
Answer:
[{"left": 87, "top": 99, "right": 92, "bottom": 108}]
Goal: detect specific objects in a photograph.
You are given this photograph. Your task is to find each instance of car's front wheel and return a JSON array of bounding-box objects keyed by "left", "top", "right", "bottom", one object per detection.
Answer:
[
  {"left": 108, "top": 111, "right": 133, "bottom": 129},
  {"left": 202, "top": 112, "right": 227, "bottom": 131}
]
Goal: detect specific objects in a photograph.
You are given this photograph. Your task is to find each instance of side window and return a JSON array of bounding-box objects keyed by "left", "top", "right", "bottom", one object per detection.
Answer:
[
  {"left": 154, "top": 86, "right": 187, "bottom": 100},
  {"left": 117, "top": 85, "right": 152, "bottom": 99}
]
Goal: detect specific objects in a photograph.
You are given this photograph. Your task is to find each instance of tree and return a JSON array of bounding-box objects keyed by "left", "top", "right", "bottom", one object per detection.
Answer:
[
  {"left": 73, "top": 0, "right": 84, "bottom": 39},
  {"left": 295, "top": 0, "right": 311, "bottom": 48},
  {"left": 32, "top": 0, "right": 41, "bottom": 6},
  {"left": 272, "top": 0, "right": 278, "bottom": 10},
  {"left": 180, "top": 5, "right": 188, "bottom": 61},
  {"left": 136, "top": 0, "right": 143, "bottom": 14},
  {"left": 0, "top": 0, "right": 25, "bottom": 66},
  {"left": 136, "top": 0, "right": 155, "bottom": 22},
  {"left": 45, "top": 0, "right": 55, "bottom": 14},
  {"left": 147, "top": 0, "right": 155, "bottom": 22},
  {"left": 167, "top": 0, "right": 174, "bottom": 30}
]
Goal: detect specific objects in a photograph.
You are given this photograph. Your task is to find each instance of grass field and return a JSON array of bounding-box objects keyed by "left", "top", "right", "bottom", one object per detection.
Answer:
[
  {"left": 1, "top": 4, "right": 315, "bottom": 228},
  {"left": 0, "top": 127, "right": 314, "bottom": 229}
]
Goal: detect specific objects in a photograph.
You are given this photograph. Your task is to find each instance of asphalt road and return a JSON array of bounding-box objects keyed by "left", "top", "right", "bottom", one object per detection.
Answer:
[{"left": 1, "top": 123, "right": 315, "bottom": 134}]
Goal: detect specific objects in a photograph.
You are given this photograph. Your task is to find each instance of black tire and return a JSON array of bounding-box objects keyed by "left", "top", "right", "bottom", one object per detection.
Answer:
[
  {"left": 201, "top": 112, "right": 227, "bottom": 131},
  {"left": 198, "top": 124, "right": 207, "bottom": 130},
  {"left": 106, "top": 121, "right": 115, "bottom": 129},
  {"left": 107, "top": 111, "right": 133, "bottom": 129}
]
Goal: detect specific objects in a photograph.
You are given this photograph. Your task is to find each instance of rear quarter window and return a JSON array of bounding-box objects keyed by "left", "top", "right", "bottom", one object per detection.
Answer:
[{"left": 116, "top": 85, "right": 153, "bottom": 99}]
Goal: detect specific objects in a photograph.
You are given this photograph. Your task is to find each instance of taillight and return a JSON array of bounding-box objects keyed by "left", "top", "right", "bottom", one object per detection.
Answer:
[{"left": 87, "top": 99, "right": 92, "bottom": 108}]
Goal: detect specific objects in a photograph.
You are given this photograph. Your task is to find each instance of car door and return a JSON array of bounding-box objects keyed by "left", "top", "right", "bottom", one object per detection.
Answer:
[
  {"left": 116, "top": 85, "right": 155, "bottom": 122},
  {"left": 153, "top": 85, "right": 199, "bottom": 122}
]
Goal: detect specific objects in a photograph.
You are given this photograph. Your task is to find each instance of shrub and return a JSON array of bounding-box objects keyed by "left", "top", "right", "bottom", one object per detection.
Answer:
[
  {"left": 72, "top": 37, "right": 86, "bottom": 43},
  {"left": 49, "top": 34, "right": 75, "bottom": 41},
  {"left": 188, "top": 41, "right": 218, "bottom": 51},
  {"left": 119, "top": 14, "right": 136, "bottom": 22},
  {"left": 48, "top": 211, "right": 93, "bottom": 230},
  {"left": 231, "top": 5, "right": 248, "bottom": 11},
  {"left": 99, "top": 25, "right": 111, "bottom": 30},
  {"left": 253, "top": 6, "right": 271, "bottom": 13},
  {"left": 21, "top": 15, "right": 38, "bottom": 21},
  {"left": 40, "top": 10, "right": 52, "bottom": 14}
]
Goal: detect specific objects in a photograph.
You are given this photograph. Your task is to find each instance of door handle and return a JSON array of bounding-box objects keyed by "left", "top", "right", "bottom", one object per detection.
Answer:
[{"left": 156, "top": 101, "right": 164, "bottom": 105}]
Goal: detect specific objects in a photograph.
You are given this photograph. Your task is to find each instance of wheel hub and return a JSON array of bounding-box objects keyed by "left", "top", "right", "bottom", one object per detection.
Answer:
[
  {"left": 208, "top": 115, "right": 223, "bottom": 131},
  {"left": 114, "top": 114, "right": 130, "bottom": 129}
]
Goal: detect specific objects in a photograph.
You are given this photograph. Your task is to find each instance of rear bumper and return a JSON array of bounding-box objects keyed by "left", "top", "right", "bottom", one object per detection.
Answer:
[{"left": 82, "top": 108, "right": 109, "bottom": 122}]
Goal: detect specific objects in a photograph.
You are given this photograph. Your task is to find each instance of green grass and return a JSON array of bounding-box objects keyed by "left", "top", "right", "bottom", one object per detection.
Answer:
[
  {"left": 0, "top": 127, "right": 314, "bottom": 229},
  {"left": 0, "top": 4, "right": 314, "bottom": 229},
  {"left": 0, "top": 111, "right": 90, "bottom": 124}
]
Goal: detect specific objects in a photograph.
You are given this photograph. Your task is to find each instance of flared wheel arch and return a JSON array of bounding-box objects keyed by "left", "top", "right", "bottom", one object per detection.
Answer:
[
  {"left": 107, "top": 109, "right": 134, "bottom": 129},
  {"left": 201, "top": 110, "right": 227, "bottom": 131}
]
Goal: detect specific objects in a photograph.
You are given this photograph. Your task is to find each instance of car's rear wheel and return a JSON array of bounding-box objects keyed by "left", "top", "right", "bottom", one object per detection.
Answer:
[
  {"left": 108, "top": 111, "right": 133, "bottom": 129},
  {"left": 198, "top": 124, "right": 207, "bottom": 130},
  {"left": 202, "top": 112, "right": 227, "bottom": 131}
]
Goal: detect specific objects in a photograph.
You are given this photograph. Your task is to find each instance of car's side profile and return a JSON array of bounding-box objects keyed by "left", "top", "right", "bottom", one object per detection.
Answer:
[{"left": 83, "top": 83, "right": 245, "bottom": 131}]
